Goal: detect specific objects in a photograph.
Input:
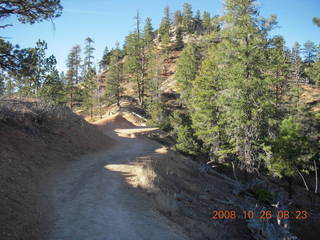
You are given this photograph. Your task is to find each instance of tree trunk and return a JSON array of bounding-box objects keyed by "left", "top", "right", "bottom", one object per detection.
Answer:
[
  {"left": 314, "top": 160, "right": 318, "bottom": 194},
  {"left": 285, "top": 176, "right": 293, "bottom": 199},
  {"left": 296, "top": 168, "right": 309, "bottom": 191},
  {"left": 70, "top": 91, "right": 73, "bottom": 111},
  {"left": 231, "top": 162, "right": 238, "bottom": 182}
]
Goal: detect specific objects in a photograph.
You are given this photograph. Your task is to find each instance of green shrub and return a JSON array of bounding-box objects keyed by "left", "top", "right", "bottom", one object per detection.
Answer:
[
  {"left": 170, "top": 111, "right": 202, "bottom": 156},
  {"left": 146, "top": 100, "right": 171, "bottom": 131},
  {"left": 253, "top": 188, "right": 273, "bottom": 204}
]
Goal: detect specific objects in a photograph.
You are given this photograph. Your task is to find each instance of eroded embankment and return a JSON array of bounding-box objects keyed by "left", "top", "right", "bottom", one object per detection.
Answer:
[{"left": 0, "top": 100, "right": 113, "bottom": 240}]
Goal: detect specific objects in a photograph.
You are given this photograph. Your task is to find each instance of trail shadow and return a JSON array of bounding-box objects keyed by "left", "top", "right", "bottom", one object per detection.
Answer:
[{"left": 47, "top": 113, "right": 190, "bottom": 240}]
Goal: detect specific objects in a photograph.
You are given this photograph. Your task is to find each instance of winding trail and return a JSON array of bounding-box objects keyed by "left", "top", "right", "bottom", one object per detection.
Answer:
[{"left": 44, "top": 116, "right": 188, "bottom": 240}]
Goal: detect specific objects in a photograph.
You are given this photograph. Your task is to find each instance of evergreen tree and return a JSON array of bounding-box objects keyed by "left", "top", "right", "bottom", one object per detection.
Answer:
[
  {"left": 307, "top": 62, "right": 320, "bottom": 86},
  {"left": 182, "top": 3, "right": 193, "bottom": 33},
  {"left": 72, "top": 45, "right": 82, "bottom": 81},
  {"left": 313, "top": 17, "right": 320, "bottom": 27},
  {"left": 124, "top": 11, "right": 147, "bottom": 106},
  {"left": 203, "top": 11, "right": 211, "bottom": 33},
  {"left": 289, "top": 42, "right": 304, "bottom": 108},
  {"left": 60, "top": 71, "right": 67, "bottom": 84},
  {"left": 302, "top": 40, "right": 317, "bottom": 65},
  {"left": 105, "top": 43, "right": 123, "bottom": 107},
  {"left": 146, "top": 49, "right": 162, "bottom": 102},
  {"left": 145, "top": 47, "right": 169, "bottom": 129},
  {"left": 99, "top": 46, "right": 110, "bottom": 70},
  {"left": 170, "top": 111, "right": 201, "bottom": 155},
  {"left": 305, "top": 44, "right": 320, "bottom": 86},
  {"left": 191, "top": 0, "right": 282, "bottom": 172},
  {"left": 266, "top": 113, "right": 320, "bottom": 194},
  {"left": 0, "top": 73, "right": 5, "bottom": 96},
  {"left": 31, "top": 40, "right": 57, "bottom": 96},
  {"left": 175, "top": 26, "right": 184, "bottom": 50},
  {"left": 191, "top": 44, "right": 222, "bottom": 160},
  {"left": 5, "top": 78, "right": 14, "bottom": 97},
  {"left": 83, "top": 37, "right": 95, "bottom": 74},
  {"left": 12, "top": 40, "right": 57, "bottom": 97},
  {"left": 144, "top": 17, "right": 154, "bottom": 46},
  {"left": 173, "top": 10, "right": 183, "bottom": 27},
  {"left": 176, "top": 44, "right": 197, "bottom": 103},
  {"left": 66, "top": 45, "right": 82, "bottom": 109},
  {"left": 173, "top": 44, "right": 202, "bottom": 154},
  {"left": 0, "top": 39, "right": 18, "bottom": 72},
  {"left": 267, "top": 36, "right": 290, "bottom": 110},
  {"left": 82, "top": 67, "right": 97, "bottom": 119},
  {"left": 159, "top": 7, "right": 171, "bottom": 44},
  {"left": 266, "top": 117, "right": 304, "bottom": 177},
  {"left": 290, "top": 42, "right": 303, "bottom": 81},
  {"left": 195, "top": 10, "right": 201, "bottom": 22},
  {"left": 0, "top": 0, "right": 62, "bottom": 29},
  {"left": 40, "top": 69, "right": 65, "bottom": 104}
]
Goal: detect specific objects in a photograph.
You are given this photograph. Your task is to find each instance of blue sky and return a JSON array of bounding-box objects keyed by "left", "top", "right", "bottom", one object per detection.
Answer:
[{"left": 1, "top": 0, "right": 319, "bottom": 72}]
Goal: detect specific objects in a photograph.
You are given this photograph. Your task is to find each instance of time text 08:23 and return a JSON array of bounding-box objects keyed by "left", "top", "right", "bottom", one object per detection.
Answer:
[{"left": 211, "top": 209, "right": 308, "bottom": 220}]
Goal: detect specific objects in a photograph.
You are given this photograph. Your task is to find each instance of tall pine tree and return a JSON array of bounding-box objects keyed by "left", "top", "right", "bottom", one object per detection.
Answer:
[
  {"left": 105, "top": 42, "right": 123, "bottom": 107},
  {"left": 191, "top": 0, "right": 283, "bottom": 171},
  {"left": 176, "top": 44, "right": 197, "bottom": 103}
]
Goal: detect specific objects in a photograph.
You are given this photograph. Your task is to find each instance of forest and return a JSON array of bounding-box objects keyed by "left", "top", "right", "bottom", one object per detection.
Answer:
[
  {"left": 1, "top": 0, "right": 319, "bottom": 193},
  {"left": 0, "top": 0, "right": 320, "bottom": 239}
]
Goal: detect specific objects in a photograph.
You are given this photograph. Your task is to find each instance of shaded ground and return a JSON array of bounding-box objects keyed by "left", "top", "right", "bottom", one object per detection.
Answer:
[
  {"left": 43, "top": 114, "right": 255, "bottom": 240},
  {"left": 0, "top": 101, "right": 113, "bottom": 240},
  {"left": 43, "top": 114, "right": 189, "bottom": 240}
]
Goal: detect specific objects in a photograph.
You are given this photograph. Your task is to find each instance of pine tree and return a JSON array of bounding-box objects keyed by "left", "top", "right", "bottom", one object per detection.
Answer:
[
  {"left": 60, "top": 71, "right": 67, "bottom": 84},
  {"left": 175, "top": 26, "right": 184, "bottom": 50},
  {"left": 303, "top": 40, "right": 317, "bottom": 65},
  {"left": 195, "top": 10, "right": 201, "bottom": 22},
  {"left": 267, "top": 36, "right": 290, "bottom": 110},
  {"left": 82, "top": 67, "right": 97, "bottom": 119},
  {"left": 266, "top": 116, "right": 304, "bottom": 177},
  {"left": 124, "top": 11, "right": 147, "bottom": 106},
  {"left": 305, "top": 44, "right": 320, "bottom": 86},
  {"left": 0, "top": 0, "right": 62, "bottom": 29},
  {"left": 12, "top": 40, "right": 58, "bottom": 98},
  {"left": 99, "top": 46, "right": 110, "bottom": 70},
  {"left": 182, "top": 3, "right": 193, "bottom": 33},
  {"left": 33, "top": 40, "right": 47, "bottom": 96},
  {"left": 105, "top": 42, "right": 123, "bottom": 107},
  {"left": 40, "top": 69, "right": 65, "bottom": 104},
  {"left": 83, "top": 37, "right": 95, "bottom": 74},
  {"left": 144, "top": 17, "right": 154, "bottom": 46},
  {"left": 23, "top": 40, "right": 57, "bottom": 97},
  {"left": 0, "top": 73, "right": 5, "bottom": 96},
  {"left": 146, "top": 49, "right": 162, "bottom": 102},
  {"left": 191, "top": 0, "right": 282, "bottom": 172},
  {"left": 67, "top": 45, "right": 81, "bottom": 84},
  {"left": 5, "top": 78, "right": 14, "bottom": 97},
  {"left": 289, "top": 42, "right": 303, "bottom": 108},
  {"left": 191, "top": 44, "right": 222, "bottom": 160},
  {"left": 176, "top": 44, "right": 197, "bottom": 103},
  {"left": 0, "top": 39, "right": 18, "bottom": 72},
  {"left": 202, "top": 11, "right": 211, "bottom": 33},
  {"left": 159, "top": 7, "right": 171, "bottom": 44},
  {"left": 173, "top": 10, "right": 183, "bottom": 27},
  {"left": 290, "top": 42, "right": 303, "bottom": 81},
  {"left": 313, "top": 17, "right": 320, "bottom": 27},
  {"left": 170, "top": 111, "right": 201, "bottom": 155},
  {"left": 66, "top": 45, "right": 82, "bottom": 109},
  {"left": 13, "top": 47, "right": 36, "bottom": 97}
]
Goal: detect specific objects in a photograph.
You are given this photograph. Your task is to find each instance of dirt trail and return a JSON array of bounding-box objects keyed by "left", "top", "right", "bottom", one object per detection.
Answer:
[{"left": 44, "top": 115, "right": 189, "bottom": 240}]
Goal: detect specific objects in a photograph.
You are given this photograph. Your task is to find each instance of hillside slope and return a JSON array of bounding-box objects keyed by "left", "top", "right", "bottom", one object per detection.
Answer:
[{"left": 0, "top": 99, "right": 113, "bottom": 240}]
